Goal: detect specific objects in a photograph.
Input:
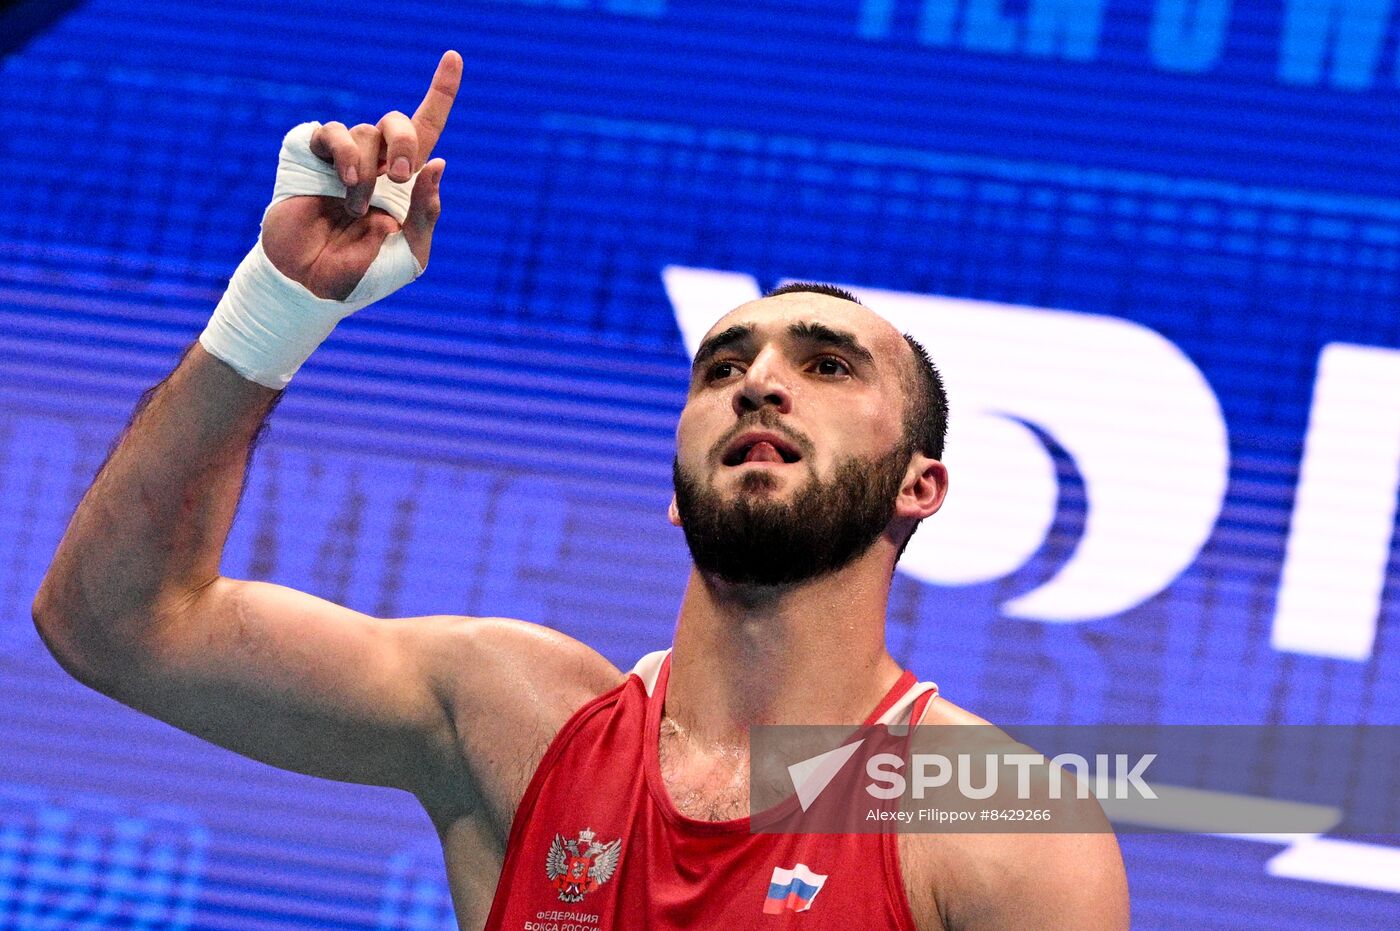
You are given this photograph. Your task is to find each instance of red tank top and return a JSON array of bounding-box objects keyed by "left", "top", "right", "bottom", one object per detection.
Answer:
[{"left": 483, "top": 650, "right": 939, "bottom": 930}]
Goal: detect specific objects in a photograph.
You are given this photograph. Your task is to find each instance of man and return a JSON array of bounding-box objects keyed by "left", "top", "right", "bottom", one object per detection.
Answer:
[{"left": 32, "top": 51, "right": 1128, "bottom": 929}]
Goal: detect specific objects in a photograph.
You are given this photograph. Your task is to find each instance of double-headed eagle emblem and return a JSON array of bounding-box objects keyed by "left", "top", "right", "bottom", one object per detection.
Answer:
[{"left": 545, "top": 828, "right": 622, "bottom": 903}]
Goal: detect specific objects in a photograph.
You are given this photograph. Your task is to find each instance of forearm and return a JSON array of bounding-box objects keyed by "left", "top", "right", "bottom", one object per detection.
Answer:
[
  {"left": 34, "top": 53, "right": 455, "bottom": 678},
  {"left": 34, "top": 341, "right": 282, "bottom": 661}
]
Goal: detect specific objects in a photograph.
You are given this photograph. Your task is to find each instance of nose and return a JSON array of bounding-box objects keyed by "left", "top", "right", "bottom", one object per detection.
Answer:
[{"left": 733, "top": 347, "right": 793, "bottom": 416}]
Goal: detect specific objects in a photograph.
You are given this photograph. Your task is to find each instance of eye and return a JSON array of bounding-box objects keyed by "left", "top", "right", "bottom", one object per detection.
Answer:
[
  {"left": 812, "top": 356, "right": 850, "bottom": 377},
  {"left": 705, "top": 360, "right": 743, "bottom": 381}
]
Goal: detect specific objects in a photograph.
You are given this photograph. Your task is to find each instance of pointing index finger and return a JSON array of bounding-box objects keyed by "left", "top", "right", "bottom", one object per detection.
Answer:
[{"left": 412, "top": 50, "right": 463, "bottom": 167}]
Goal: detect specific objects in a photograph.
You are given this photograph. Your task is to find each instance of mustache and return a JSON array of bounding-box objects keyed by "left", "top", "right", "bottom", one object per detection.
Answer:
[{"left": 711, "top": 411, "right": 813, "bottom": 463}]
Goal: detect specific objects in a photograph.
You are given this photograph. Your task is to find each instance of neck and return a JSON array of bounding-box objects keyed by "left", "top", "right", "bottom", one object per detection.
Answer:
[{"left": 666, "top": 545, "right": 904, "bottom": 747}]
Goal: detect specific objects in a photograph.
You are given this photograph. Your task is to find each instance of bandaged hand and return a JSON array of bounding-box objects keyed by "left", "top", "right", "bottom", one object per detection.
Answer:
[{"left": 199, "top": 51, "right": 462, "bottom": 389}]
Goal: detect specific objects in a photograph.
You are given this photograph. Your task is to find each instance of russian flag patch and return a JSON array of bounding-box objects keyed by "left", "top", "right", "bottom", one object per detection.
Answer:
[{"left": 763, "top": 863, "right": 828, "bottom": 914}]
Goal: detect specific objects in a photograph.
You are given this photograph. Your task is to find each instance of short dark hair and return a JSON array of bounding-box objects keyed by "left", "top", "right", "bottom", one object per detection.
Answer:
[
  {"left": 901, "top": 333, "right": 947, "bottom": 461},
  {"left": 762, "top": 282, "right": 948, "bottom": 461},
  {"left": 765, "top": 281, "right": 862, "bottom": 305}
]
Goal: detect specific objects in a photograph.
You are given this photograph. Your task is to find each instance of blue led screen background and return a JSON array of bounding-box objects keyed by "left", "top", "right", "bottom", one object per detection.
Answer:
[{"left": 3, "top": 0, "right": 1400, "bottom": 927}]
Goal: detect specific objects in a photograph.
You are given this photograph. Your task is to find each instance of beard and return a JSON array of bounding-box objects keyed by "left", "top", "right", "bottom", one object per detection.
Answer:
[{"left": 672, "top": 440, "right": 912, "bottom": 587}]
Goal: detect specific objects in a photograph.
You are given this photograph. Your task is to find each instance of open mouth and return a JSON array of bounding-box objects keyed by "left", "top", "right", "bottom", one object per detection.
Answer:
[{"left": 722, "top": 434, "right": 803, "bottom": 466}]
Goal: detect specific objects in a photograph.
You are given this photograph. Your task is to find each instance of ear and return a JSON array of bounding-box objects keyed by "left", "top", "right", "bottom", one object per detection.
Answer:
[
  {"left": 895, "top": 454, "right": 948, "bottom": 521},
  {"left": 668, "top": 493, "right": 683, "bottom": 527}
]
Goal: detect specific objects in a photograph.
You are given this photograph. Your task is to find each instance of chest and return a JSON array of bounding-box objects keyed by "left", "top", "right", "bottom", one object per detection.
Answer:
[
  {"left": 655, "top": 727, "right": 752, "bottom": 822},
  {"left": 439, "top": 689, "right": 956, "bottom": 930},
  {"left": 650, "top": 731, "right": 950, "bottom": 930},
  {"left": 435, "top": 816, "right": 950, "bottom": 931}
]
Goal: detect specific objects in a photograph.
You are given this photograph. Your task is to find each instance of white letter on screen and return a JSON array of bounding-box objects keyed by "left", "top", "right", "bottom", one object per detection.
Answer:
[{"left": 1273, "top": 342, "right": 1400, "bottom": 661}]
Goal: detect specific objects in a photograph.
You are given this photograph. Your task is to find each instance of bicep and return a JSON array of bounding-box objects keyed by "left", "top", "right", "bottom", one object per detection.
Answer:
[
  {"left": 104, "top": 577, "right": 624, "bottom": 808},
  {"left": 112, "top": 577, "right": 466, "bottom": 794}
]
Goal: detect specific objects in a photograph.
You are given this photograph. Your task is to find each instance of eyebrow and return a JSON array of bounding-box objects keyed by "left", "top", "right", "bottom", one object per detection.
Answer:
[
  {"left": 691, "top": 321, "right": 879, "bottom": 378},
  {"left": 789, "top": 321, "right": 876, "bottom": 368},
  {"left": 691, "top": 324, "right": 755, "bottom": 375}
]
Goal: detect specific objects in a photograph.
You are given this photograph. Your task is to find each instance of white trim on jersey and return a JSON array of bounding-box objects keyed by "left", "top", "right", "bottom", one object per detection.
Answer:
[
  {"left": 877, "top": 681, "right": 941, "bottom": 727},
  {"left": 628, "top": 648, "right": 671, "bottom": 697}
]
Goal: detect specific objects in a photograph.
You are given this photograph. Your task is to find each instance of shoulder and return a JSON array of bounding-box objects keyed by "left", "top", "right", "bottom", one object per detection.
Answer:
[
  {"left": 407, "top": 615, "right": 626, "bottom": 705},
  {"left": 905, "top": 694, "right": 1128, "bottom": 928},
  {"left": 906, "top": 705, "right": 1127, "bottom": 928},
  {"left": 402, "top": 616, "right": 627, "bottom": 818},
  {"left": 930, "top": 830, "right": 1128, "bottom": 930}
]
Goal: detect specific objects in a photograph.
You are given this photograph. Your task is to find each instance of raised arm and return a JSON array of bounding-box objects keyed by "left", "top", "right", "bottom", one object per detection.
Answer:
[{"left": 32, "top": 52, "right": 621, "bottom": 813}]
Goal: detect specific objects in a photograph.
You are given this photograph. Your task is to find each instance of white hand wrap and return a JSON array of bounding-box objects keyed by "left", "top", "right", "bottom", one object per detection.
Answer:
[{"left": 199, "top": 122, "right": 424, "bottom": 390}]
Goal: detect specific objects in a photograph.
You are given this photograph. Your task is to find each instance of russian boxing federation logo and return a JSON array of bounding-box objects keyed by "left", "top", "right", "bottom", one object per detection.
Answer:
[
  {"left": 663, "top": 267, "right": 1229, "bottom": 624},
  {"left": 546, "top": 828, "right": 622, "bottom": 902}
]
